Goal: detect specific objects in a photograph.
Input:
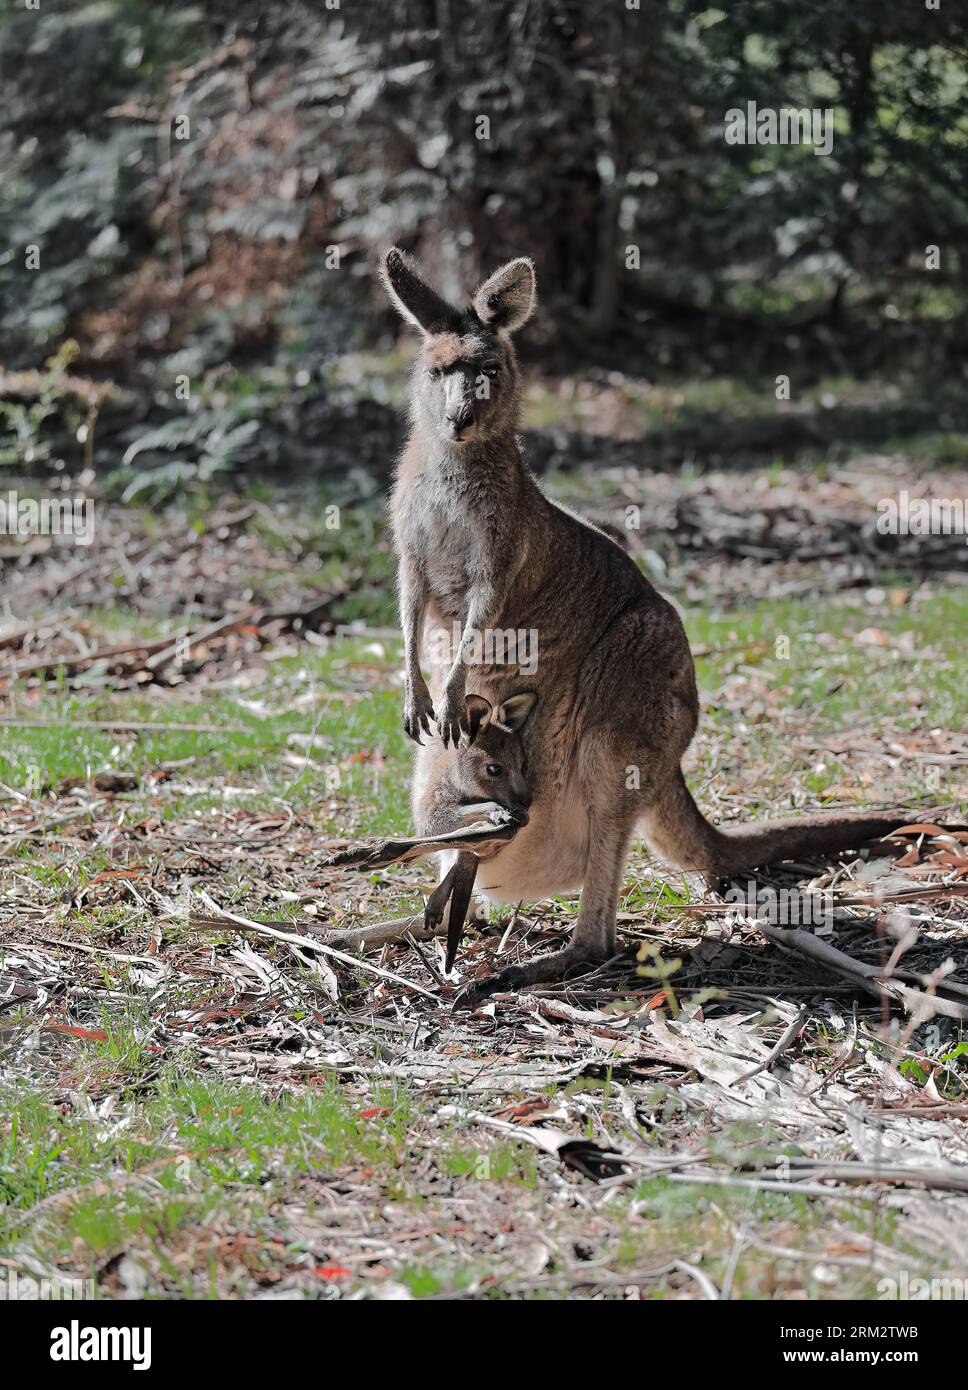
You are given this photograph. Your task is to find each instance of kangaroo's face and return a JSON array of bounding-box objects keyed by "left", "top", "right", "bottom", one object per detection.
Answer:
[
  {"left": 381, "top": 248, "right": 536, "bottom": 447},
  {"left": 453, "top": 690, "right": 538, "bottom": 821},
  {"left": 419, "top": 321, "right": 512, "bottom": 446}
]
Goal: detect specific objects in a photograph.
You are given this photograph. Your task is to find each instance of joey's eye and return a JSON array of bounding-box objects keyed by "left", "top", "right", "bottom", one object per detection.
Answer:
[
  {"left": 485, "top": 763, "right": 502, "bottom": 777},
  {"left": 427, "top": 366, "right": 442, "bottom": 380}
]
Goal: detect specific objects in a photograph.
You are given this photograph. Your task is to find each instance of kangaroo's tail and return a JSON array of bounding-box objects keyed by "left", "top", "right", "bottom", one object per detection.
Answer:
[{"left": 639, "top": 770, "right": 929, "bottom": 881}]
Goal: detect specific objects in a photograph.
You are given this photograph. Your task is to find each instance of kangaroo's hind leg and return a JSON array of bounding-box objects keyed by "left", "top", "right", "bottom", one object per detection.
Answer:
[
  {"left": 423, "top": 851, "right": 479, "bottom": 968},
  {"left": 455, "top": 809, "right": 635, "bottom": 1007}
]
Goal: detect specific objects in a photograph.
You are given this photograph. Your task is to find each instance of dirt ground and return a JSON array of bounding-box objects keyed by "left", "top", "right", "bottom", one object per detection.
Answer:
[{"left": 2, "top": 446, "right": 968, "bottom": 1299}]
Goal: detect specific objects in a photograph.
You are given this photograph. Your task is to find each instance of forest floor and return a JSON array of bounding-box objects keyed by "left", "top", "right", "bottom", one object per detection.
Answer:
[{"left": 1, "top": 421, "right": 968, "bottom": 1299}]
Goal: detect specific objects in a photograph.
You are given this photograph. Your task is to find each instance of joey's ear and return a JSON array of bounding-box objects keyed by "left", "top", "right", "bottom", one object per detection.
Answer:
[
  {"left": 464, "top": 694, "right": 493, "bottom": 745},
  {"left": 380, "top": 247, "right": 459, "bottom": 335},
  {"left": 473, "top": 257, "right": 536, "bottom": 333},
  {"left": 495, "top": 690, "right": 537, "bottom": 732}
]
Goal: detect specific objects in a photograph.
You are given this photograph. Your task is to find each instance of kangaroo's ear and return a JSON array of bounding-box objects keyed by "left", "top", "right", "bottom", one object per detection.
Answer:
[
  {"left": 473, "top": 258, "right": 536, "bottom": 334},
  {"left": 380, "top": 247, "right": 458, "bottom": 335},
  {"left": 495, "top": 690, "right": 537, "bottom": 732},
  {"left": 464, "top": 693, "right": 493, "bottom": 745}
]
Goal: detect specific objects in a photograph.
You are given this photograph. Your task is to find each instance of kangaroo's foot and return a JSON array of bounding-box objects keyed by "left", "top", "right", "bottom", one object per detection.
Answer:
[
  {"left": 424, "top": 862, "right": 458, "bottom": 933},
  {"left": 452, "top": 943, "right": 606, "bottom": 1010}
]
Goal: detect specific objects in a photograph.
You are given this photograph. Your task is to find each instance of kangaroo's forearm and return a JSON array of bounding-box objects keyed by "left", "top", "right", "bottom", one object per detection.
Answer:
[
  {"left": 398, "top": 558, "right": 429, "bottom": 681},
  {"left": 444, "top": 584, "right": 502, "bottom": 695}
]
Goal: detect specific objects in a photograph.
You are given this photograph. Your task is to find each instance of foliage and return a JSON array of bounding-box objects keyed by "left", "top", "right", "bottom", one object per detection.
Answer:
[{"left": 0, "top": 0, "right": 966, "bottom": 477}]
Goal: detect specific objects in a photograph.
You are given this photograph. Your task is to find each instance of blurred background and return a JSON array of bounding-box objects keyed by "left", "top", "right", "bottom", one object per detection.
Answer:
[{"left": 2, "top": 0, "right": 967, "bottom": 502}]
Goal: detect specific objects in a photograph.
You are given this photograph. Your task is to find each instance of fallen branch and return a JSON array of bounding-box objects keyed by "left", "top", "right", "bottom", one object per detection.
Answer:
[
  {"left": 144, "top": 613, "right": 254, "bottom": 672},
  {"left": 728, "top": 1006, "right": 809, "bottom": 1086},
  {"left": 756, "top": 922, "right": 968, "bottom": 1021},
  {"left": 2, "top": 635, "right": 174, "bottom": 678},
  {"left": 685, "top": 880, "right": 968, "bottom": 915},
  {"left": 319, "top": 913, "right": 440, "bottom": 953},
  {"left": 0, "top": 718, "right": 249, "bottom": 734},
  {"left": 193, "top": 892, "right": 439, "bottom": 1001},
  {"left": 0, "top": 588, "right": 346, "bottom": 685}
]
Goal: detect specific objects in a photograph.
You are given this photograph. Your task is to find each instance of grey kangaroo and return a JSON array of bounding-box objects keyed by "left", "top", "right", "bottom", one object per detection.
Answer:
[
  {"left": 415, "top": 689, "right": 536, "bottom": 972},
  {"left": 382, "top": 246, "right": 917, "bottom": 1003}
]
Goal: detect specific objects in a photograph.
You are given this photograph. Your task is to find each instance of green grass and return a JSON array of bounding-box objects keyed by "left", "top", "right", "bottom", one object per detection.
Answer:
[
  {"left": 0, "top": 637, "right": 412, "bottom": 833},
  {"left": 684, "top": 585, "right": 968, "bottom": 810},
  {"left": 4, "top": 584, "right": 964, "bottom": 842},
  {"left": 0, "top": 1072, "right": 909, "bottom": 1299}
]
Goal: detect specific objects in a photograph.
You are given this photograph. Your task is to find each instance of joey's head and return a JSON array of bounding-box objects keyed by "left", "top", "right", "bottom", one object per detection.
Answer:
[
  {"left": 453, "top": 690, "right": 538, "bottom": 822},
  {"left": 380, "top": 248, "right": 536, "bottom": 448}
]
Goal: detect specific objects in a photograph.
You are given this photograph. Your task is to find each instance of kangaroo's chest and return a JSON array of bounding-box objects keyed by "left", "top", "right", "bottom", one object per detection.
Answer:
[{"left": 396, "top": 477, "right": 492, "bottom": 620}]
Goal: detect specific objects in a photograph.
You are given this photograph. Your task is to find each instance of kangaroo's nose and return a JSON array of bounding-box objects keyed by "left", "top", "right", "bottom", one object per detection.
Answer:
[{"left": 446, "top": 404, "right": 475, "bottom": 438}]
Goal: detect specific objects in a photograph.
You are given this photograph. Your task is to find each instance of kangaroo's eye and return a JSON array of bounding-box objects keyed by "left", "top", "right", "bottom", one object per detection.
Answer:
[
  {"left": 483, "top": 366, "right": 498, "bottom": 378},
  {"left": 485, "top": 763, "right": 502, "bottom": 777}
]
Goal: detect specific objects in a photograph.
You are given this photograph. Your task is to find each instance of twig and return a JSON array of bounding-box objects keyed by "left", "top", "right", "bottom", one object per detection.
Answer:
[
  {"left": 756, "top": 922, "right": 968, "bottom": 1020},
  {"left": 0, "top": 718, "right": 249, "bottom": 734},
  {"left": 322, "top": 914, "right": 439, "bottom": 953},
  {"left": 728, "top": 1007, "right": 809, "bottom": 1086},
  {"left": 194, "top": 892, "right": 439, "bottom": 1001},
  {"left": 2, "top": 636, "right": 174, "bottom": 678},
  {"left": 144, "top": 613, "right": 255, "bottom": 672}
]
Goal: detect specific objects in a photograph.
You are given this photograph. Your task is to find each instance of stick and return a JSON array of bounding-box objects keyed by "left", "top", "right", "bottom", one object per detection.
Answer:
[
  {"left": 2, "top": 636, "right": 175, "bottom": 678},
  {"left": 685, "top": 880, "right": 968, "bottom": 915},
  {"left": 728, "top": 1007, "right": 809, "bottom": 1086},
  {"left": 194, "top": 892, "right": 439, "bottom": 1000},
  {"left": 144, "top": 613, "right": 255, "bottom": 672},
  {"left": 0, "top": 718, "right": 249, "bottom": 734},
  {"left": 322, "top": 914, "right": 442, "bottom": 952},
  {"left": 756, "top": 923, "right": 968, "bottom": 1020}
]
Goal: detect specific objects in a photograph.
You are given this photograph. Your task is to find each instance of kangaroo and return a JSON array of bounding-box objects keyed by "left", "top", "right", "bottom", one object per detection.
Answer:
[
  {"left": 382, "top": 246, "right": 920, "bottom": 1003},
  {"left": 415, "top": 689, "right": 536, "bottom": 972}
]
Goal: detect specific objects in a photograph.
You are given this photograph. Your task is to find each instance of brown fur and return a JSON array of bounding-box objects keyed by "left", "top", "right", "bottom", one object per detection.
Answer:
[{"left": 381, "top": 247, "right": 927, "bottom": 1001}]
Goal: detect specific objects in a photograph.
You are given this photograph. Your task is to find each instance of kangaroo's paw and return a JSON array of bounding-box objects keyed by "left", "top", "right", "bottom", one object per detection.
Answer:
[
  {"left": 403, "top": 682, "right": 435, "bottom": 744},
  {"left": 452, "top": 945, "right": 604, "bottom": 1011},
  {"left": 435, "top": 687, "right": 467, "bottom": 749}
]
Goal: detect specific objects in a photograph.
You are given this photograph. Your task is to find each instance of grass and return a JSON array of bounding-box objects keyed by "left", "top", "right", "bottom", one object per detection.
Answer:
[
  {"left": 3, "top": 581, "right": 964, "bottom": 837},
  {"left": 0, "top": 638, "right": 412, "bottom": 833},
  {"left": 1, "top": 455, "right": 966, "bottom": 1299},
  {"left": 0, "top": 1072, "right": 906, "bottom": 1299}
]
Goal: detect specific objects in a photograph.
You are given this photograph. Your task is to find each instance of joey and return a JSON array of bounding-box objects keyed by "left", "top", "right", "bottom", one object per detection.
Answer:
[{"left": 416, "top": 690, "right": 537, "bottom": 973}]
